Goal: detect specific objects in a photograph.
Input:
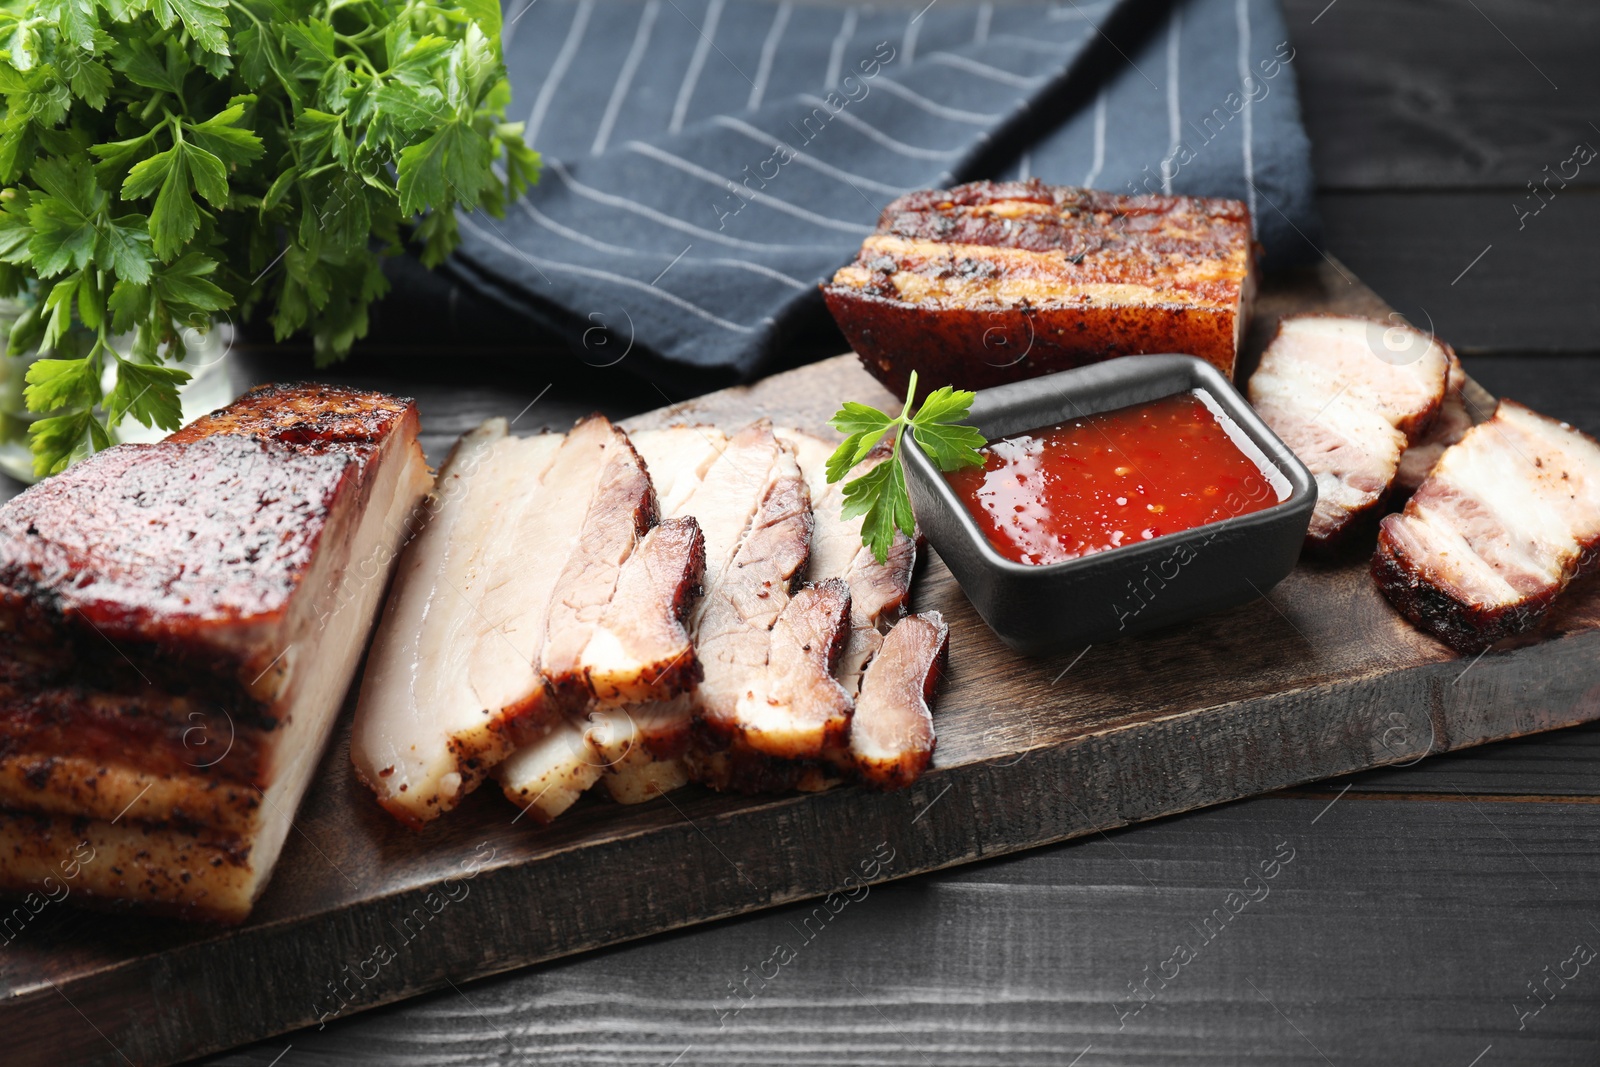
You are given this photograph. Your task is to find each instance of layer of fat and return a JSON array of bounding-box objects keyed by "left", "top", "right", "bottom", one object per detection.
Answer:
[
  {"left": 352, "top": 422, "right": 563, "bottom": 826},
  {"left": 1399, "top": 401, "right": 1600, "bottom": 606},
  {"left": 631, "top": 427, "right": 728, "bottom": 517},
  {"left": 497, "top": 715, "right": 606, "bottom": 823}
]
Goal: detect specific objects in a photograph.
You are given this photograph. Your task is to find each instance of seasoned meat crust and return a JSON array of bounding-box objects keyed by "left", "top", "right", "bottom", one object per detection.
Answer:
[
  {"left": 169, "top": 380, "right": 415, "bottom": 456},
  {"left": 0, "top": 435, "right": 355, "bottom": 641},
  {"left": 823, "top": 179, "right": 1254, "bottom": 394}
]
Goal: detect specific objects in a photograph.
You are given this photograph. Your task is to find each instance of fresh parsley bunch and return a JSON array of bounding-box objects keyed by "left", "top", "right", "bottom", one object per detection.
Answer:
[
  {"left": 826, "top": 370, "right": 987, "bottom": 562},
  {"left": 0, "top": 0, "right": 538, "bottom": 475}
]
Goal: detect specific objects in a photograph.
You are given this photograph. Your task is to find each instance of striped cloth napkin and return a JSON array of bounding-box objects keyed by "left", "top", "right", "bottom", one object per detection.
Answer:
[{"left": 442, "top": 0, "right": 1317, "bottom": 379}]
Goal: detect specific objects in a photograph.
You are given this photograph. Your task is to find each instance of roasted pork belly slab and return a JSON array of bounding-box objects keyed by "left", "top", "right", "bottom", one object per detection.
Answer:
[
  {"left": 1249, "top": 315, "right": 1454, "bottom": 548},
  {"left": 0, "top": 383, "right": 429, "bottom": 920},
  {"left": 1373, "top": 400, "right": 1600, "bottom": 652},
  {"left": 823, "top": 180, "right": 1255, "bottom": 394}
]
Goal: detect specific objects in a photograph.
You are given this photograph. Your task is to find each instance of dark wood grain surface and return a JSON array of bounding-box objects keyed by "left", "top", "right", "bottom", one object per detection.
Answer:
[{"left": 7, "top": 0, "right": 1595, "bottom": 1063}]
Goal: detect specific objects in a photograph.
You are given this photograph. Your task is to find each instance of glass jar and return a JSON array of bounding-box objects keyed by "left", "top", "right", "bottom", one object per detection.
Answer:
[{"left": 0, "top": 302, "right": 235, "bottom": 484}]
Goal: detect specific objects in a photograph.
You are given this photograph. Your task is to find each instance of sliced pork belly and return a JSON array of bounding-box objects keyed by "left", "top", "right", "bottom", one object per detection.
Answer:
[
  {"left": 0, "top": 383, "right": 428, "bottom": 919},
  {"left": 497, "top": 428, "right": 734, "bottom": 812},
  {"left": 851, "top": 612, "right": 949, "bottom": 789},
  {"left": 779, "top": 429, "right": 917, "bottom": 695},
  {"left": 692, "top": 431, "right": 815, "bottom": 747},
  {"left": 358, "top": 414, "right": 704, "bottom": 828},
  {"left": 352, "top": 421, "right": 563, "bottom": 828},
  {"left": 732, "top": 579, "right": 855, "bottom": 759},
  {"left": 497, "top": 715, "right": 607, "bottom": 824},
  {"left": 1373, "top": 400, "right": 1600, "bottom": 652},
  {"left": 1249, "top": 315, "right": 1453, "bottom": 547},
  {"left": 581, "top": 517, "right": 705, "bottom": 706},
  {"left": 1397, "top": 354, "right": 1474, "bottom": 492}
]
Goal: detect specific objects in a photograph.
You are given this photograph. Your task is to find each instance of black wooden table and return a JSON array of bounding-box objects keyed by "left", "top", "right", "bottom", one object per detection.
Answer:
[{"left": 158, "top": 0, "right": 1599, "bottom": 1062}]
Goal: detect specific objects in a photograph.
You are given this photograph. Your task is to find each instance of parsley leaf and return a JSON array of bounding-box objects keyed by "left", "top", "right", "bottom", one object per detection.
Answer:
[
  {"left": 1, "top": 0, "right": 538, "bottom": 476},
  {"left": 825, "top": 370, "right": 987, "bottom": 563}
]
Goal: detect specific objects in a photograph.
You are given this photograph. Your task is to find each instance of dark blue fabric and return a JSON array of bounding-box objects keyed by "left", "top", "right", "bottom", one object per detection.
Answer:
[{"left": 448, "top": 0, "right": 1317, "bottom": 379}]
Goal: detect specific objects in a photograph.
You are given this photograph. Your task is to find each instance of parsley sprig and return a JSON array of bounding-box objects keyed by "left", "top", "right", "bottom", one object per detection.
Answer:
[
  {"left": 826, "top": 370, "right": 987, "bottom": 563},
  {"left": 0, "top": 0, "right": 538, "bottom": 476}
]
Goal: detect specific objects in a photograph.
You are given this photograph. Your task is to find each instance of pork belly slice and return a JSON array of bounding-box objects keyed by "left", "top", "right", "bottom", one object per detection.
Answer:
[
  {"left": 578, "top": 516, "right": 705, "bottom": 707},
  {"left": 1397, "top": 354, "right": 1474, "bottom": 492},
  {"left": 497, "top": 715, "right": 609, "bottom": 824},
  {"left": 730, "top": 579, "right": 855, "bottom": 759},
  {"left": 778, "top": 429, "right": 917, "bottom": 696},
  {"left": 357, "top": 414, "right": 675, "bottom": 827},
  {"left": 850, "top": 612, "right": 949, "bottom": 790},
  {"left": 0, "top": 383, "right": 429, "bottom": 919},
  {"left": 504, "top": 428, "right": 732, "bottom": 810},
  {"left": 691, "top": 432, "right": 816, "bottom": 751},
  {"left": 1248, "top": 315, "right": 1454, "bottom": 548},
  {"left": 352, "top": 421, "right": 563, "bottom": 828},
  {"left": 540, "top": 431, "right": 658, "bottom": 702},
  {"left": 1373, "top": 400, "right": 1600, "bottom": 653},
  {"left": 823, "top": 180, "right": 1255, "bottom": 394}
]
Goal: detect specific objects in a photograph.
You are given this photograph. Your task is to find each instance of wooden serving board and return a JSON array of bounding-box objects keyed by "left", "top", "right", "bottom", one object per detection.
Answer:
[{"left": 6, "top": 264, "right": 1599, "bottom": 1067}]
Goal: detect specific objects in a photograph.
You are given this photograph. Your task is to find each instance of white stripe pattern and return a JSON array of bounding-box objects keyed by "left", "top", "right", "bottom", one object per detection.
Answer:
[
  {"left": 872, "top": 77, "right": 1005, "bottom": 124},
  {"left": 747, "top": 1, "right": 791, "bottom": 111},
  {"left": 1083, "top": 88, "right": 1106, "bottom": 187},
  {"left": 459, "top": 215, "right": 755, "bottom": 334},
  {"left": 901, "top": 13, "right": 922, "bottom": 66},
  {"left": 544, "top": 159, "right": 839, "bottom": 252},
  {"left": 1235, "top": 0, "right": 1257, "bottom": 231},
  {"left": 794, "top": 93, "right": 965, "bottom": 160},
  {"left": 924, "top": 52, "right": 1045, "bottom": 88},
  {"left": 625, "top": 141, "right": 873, "bottom": 234},
  {"left": 974, "top": 3, "right": 993, "bottom": 43},
  {"left": 514, "top": 199, "right": 809, "bottom": 289},
  {"left": 988, "top": 34, "right": 1080, "bottom": 55},
  {"left": 670, "top": 0, "right": 726, "bottom": 134},
  {"left": 592, "top": 0, "right": 660, "bottom": 155},
  {"left": 824, "top": 9, "right": 857, "bottom": 90},
  {"left": 1162, "top": 6, "right": 1181, "bottom": 194},
  {"left": 711, "top": 115, "right": 909, "bottom": 195},
  {"left": 525, "top": 0, "right": 594, "bottom": 143}
]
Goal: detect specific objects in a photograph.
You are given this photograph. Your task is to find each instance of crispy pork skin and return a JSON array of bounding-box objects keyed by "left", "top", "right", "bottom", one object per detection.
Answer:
[
  {"left": 823, "top": 180, "right": 1255, "bottom": 394},
  {"left": 1249, "top": 315, "right": 1454, "bottom": 548},
  {"left": 0, "top": 383, "right": 428, "bottom": 920},
  {"left": 850, "top": 612, "right": 949, "bottom": 789},
  {"left": 1373, "top": 400, "right": 1600, "bottom": 653}
]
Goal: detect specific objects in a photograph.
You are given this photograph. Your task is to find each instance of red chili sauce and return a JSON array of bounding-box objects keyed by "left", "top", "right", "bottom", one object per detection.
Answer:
[{"left": 945, "top": 391, "right": 1284, "bottom": 566}]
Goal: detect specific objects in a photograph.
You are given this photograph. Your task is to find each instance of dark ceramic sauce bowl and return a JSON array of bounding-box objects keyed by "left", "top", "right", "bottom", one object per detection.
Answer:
[{"left": 903, "top": 354, "right": 1317, "bottom": 656}]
